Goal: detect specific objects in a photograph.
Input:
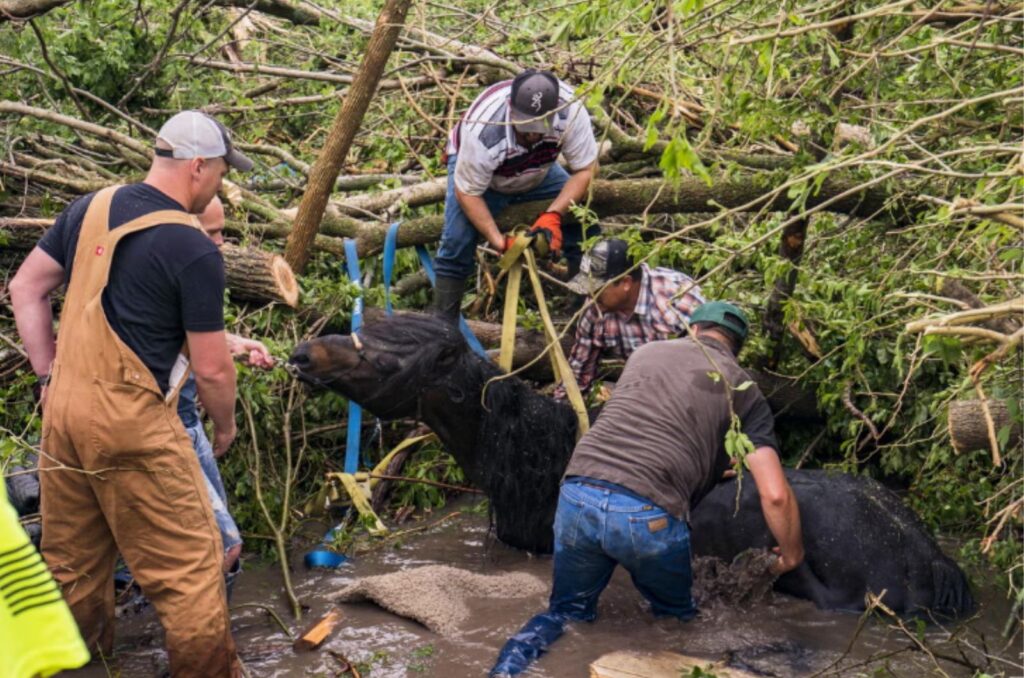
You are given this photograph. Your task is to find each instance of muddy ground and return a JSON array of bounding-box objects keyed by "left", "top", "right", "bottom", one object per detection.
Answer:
[{"left": 68, "top": 499, "right": 1022, "bottom": 677}]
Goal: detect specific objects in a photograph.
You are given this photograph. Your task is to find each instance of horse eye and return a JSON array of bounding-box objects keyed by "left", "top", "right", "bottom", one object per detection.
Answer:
[{"left": 373, "top": 354, "right": 401, "bottom": 373}]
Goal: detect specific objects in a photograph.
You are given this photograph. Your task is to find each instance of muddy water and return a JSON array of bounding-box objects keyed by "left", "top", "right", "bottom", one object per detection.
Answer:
[{"left": 71, "top": 501, "right": 1021, "bottom": 677}]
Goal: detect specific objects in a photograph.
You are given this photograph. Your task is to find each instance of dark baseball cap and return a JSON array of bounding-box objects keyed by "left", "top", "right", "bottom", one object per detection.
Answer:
[
  {"left": 155, "top": 111, "right": 253, "bottom": 172},
  {"left": 566, "top": 239, "right": 633, "bottom": 295},
  {"left": 690, "top": 301, "right": 750, "bottom": 343},
  {"left": 509, "top": 69, "right": 559, "bottom": 134}
]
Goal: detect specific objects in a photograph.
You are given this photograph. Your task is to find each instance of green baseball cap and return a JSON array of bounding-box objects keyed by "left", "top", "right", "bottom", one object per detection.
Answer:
[{"left": 690, "top": 301, "right": 749, "bottom": 342}]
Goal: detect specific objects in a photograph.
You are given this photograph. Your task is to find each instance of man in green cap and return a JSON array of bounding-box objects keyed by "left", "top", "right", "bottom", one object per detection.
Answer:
[{"left": 490, "top": 301, "right": 804, "bottom": 677}]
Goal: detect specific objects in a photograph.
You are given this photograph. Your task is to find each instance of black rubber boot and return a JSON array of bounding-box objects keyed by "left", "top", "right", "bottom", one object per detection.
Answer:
[{"left": 432, "top": 275, "right": 465, "bottom": 324}]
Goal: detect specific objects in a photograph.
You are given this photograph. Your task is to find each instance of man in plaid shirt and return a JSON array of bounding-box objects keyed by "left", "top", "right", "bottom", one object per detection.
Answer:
[{"left": 555, "top": 239, "right": 704, "bottom": 398}]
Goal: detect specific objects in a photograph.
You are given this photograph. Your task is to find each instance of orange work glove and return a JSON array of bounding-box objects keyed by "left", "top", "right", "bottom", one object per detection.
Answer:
[{"left": 528, "top": 211, "right": 563, "bottom": 257}]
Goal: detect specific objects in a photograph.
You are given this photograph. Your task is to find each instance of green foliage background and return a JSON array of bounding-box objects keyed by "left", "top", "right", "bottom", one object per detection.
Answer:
[{"left": 0, "top": 0, "right": 1020, "bottom": 608}]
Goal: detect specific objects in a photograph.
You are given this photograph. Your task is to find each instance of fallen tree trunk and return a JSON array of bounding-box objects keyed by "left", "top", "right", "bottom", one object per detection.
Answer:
[
  {"left": 284, "top": 0, "right": 414, "bottom": 272},
  {"left": 761, "top": 218, "right": 809, "bottom": 369},
  {"left": 221, "top": 243, "right": 300, "bottom": 307},
  {"left": 0, "top": 223, "right": 300, "bottom": 306},
  {"left": 0, "top": 218, "right": 51, "bottom": 249},
  {"left": 0, "top": 0, "right": 70, "bottom": 21},
  {"left": 949, "top": 400, "right": 1021, "bottom": 453},
  {"left": 316, "top": 174, "right": 911, "bottom": 257}
]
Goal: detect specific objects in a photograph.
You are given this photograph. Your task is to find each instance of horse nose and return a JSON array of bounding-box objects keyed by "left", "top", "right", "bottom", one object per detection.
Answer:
[{"left": 289, "top": 346, "right": 311, "bottom": 368}]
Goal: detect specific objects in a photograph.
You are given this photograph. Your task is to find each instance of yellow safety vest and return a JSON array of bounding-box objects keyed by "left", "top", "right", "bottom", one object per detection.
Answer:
[{"left": 0, "top": 477, "right": 90, "bottom": 677}]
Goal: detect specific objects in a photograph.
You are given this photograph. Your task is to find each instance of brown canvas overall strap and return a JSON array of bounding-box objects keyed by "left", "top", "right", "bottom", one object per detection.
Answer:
[
  {"left": 53, "top": 185, "right": 120, "bottom": 359},
  {"left": 102, "top": 209, "right": 205, "bottom": 399},
  {"left": 55, "top": 190, "right": 204, "bottom": 397}
]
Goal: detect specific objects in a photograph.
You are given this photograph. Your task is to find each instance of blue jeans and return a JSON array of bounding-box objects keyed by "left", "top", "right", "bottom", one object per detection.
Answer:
[
  {"left": 490, "top": 479, "right": 696, "bottom": 676},
  {"left": 434, "top": 155, "right": 590, "bottom": 280},
  {"left": 187, "top": 422, "right": 242, "bottom": 555}
]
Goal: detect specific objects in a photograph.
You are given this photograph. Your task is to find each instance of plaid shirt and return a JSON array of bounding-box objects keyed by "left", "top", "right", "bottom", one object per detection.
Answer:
[{"left": 556, "top": 265, "right": 704, "bottom": 398}]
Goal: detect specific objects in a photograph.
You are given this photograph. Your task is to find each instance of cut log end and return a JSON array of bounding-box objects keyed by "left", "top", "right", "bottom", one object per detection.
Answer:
[
  {"left": 221, "top": 243, "right": 301, "bottom": 308},
  {"left": 949, "top": 400, "right": 1021, "bottom": 454},
  {"left": 272, "top": 254, "right": 300, "bottom": 307}
]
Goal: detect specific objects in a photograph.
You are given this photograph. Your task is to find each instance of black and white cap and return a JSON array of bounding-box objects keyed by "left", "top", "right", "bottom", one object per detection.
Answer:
[
  {"left": 155, "top": 111, "right": 253, "bottom": 172},
  {"left": 509, "top": 69, "right": 559, "bottom": 134},
  {"left": 566, "top": 239, "right": 634, "bottom": 295}
]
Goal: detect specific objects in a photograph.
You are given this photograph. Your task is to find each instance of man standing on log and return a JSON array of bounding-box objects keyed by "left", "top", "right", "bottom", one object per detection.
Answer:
[
  {"left": 490, "top": 302, "right": 804, "bottom": 677},
  {"left": 433, "top": 69, "right": 599, "bottom": 322},
  {"left": 9, "top": 111, "right": 252, "bottom": 676},
  {"left": 554, "top": 238, "right": 705, "bottom": 399}
]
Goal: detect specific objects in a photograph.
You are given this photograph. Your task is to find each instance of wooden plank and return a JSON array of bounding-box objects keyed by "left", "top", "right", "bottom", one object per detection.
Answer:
[
  {"left": 590, "top": 650, "right": 759, "bottom": 678},
  {"left": 292, "top": 607, "right": 344, "bottom": 653}
]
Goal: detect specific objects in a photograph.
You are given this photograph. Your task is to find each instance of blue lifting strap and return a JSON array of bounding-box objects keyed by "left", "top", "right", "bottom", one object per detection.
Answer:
[
  {"left": 306, "top": 238, "right": 364, "bottom": 569},
  {"left": 342, "top": 238, "right": 363, "bottom": 475},
  {"left": 383, "top": 222, "right": 400, "bottom": 315},
  {"left": 304, "top": 527, "right": 350, "bottom": 569},
  {"left": 382, "top": 222, "right": 487, "bottom": 356}
]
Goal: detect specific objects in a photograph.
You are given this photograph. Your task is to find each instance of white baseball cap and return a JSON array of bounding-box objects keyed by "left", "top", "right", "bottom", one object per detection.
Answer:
[{"left": 155, "top": 111, "right": 253, "bottom": 171}]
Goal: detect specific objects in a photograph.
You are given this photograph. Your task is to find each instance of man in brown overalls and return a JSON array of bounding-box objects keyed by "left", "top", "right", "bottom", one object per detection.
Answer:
[{"left": 9, "top": 111, "right": 253, "bottom": 676}]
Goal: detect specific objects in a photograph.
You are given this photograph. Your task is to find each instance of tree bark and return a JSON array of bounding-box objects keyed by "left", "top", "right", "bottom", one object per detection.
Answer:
[
  {"left": 0, "top": 0, "right": 70, "bottom": 21},
  {"left": 314, "top": 174, "right": 909, "bottom": 258},
  {"left": 949, "top": 400, "right": 1021, "bottom": 453},
  {"left": 220, "top": 243, "right": 300, "bottom": 307},
  {"left": 213, "top": 0, "right": 321, "bottom": 25},
  {"left": 761, "top": 218, "right": 809, "bottom": 369},
  {"left": 0, "top": 218, "right": 51, "bottom": 249},
  {"left": 192, "top": 59, "right": 433, "bottom": 91},
  {"left": 1, "top": 220, "right": 300, "bottom": 306},
  {"left": 284, "top": 0, "right": 414, "bottom": 273},
  {"left": 0, "top": 101, "right": 152, "bottom": 160},
  {"left": 940, "top": 279, "right": 1021, "bottom": 335}
]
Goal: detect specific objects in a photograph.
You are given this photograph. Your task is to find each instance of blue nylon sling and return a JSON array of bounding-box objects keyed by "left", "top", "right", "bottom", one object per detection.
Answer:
[
  {"left": 307, "top": 227, "right": 487, "bottom": 568},
  {"left": 382, "top": 221, "right": 487, "bottom": 356},
  {"left": 304, "top": 238, "right": 364, "bottom": 569}
]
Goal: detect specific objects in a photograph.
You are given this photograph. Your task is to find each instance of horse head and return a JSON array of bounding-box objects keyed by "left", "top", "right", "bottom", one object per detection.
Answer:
[{"left": 288, "top": 313, "right": 472, "bottom": 421}]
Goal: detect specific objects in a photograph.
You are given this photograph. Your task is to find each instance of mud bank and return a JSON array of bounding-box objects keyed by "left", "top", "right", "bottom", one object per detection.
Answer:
[{"left": 67, "top": 501, "right": 1021, "bottom": 677}]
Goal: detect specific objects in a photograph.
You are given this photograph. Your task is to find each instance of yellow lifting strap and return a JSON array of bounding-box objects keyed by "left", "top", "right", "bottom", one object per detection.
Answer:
[
  {"left": 497, "top": 234, "right": 589, "bottom": 439},
  {"left": 320, "top": 432, "right": 439, "bottom": 536}
]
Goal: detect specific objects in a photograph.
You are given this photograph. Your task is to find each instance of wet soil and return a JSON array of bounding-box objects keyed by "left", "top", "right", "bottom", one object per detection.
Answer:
[{"left": 68, "top": 500, "right": 1022, "bottom": 677}]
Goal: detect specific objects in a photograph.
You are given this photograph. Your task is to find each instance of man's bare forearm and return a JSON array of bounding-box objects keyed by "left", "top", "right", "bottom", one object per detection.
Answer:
[
  {"left": 760, "top": 482, "right": 804, "bottom": 564},
  {"left": 747, "top": 445, "right": 804, "bottom": 570},
  {"left": 9, "top": 248, "right": 64, "bottom": 377},
  {"left": 546, "top": 165, "right": 595, "bottom": 215},
  {"left": 194, "top": 366, "right": 236, "bottom": 432},
  {"left": 11, "top": 293, "right": 55, "bottom": 377},
  {"left": 188, "top": 330, "right": 238, "bottom": 434}
]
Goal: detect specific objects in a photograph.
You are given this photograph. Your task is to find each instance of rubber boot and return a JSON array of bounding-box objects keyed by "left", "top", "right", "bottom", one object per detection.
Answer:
[{"left": 432, "top": 275, "right": 465, "bottom": 324}]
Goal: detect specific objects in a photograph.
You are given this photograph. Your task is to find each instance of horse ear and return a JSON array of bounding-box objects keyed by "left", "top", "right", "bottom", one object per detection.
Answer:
[{"left": 436, "top": 341, "right": 463, "bottom": 368}]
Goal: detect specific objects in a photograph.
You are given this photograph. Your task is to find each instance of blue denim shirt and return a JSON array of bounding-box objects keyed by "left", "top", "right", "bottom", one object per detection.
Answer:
[{"left": 177, "top": 375, "right": 200, "bottom": 428}]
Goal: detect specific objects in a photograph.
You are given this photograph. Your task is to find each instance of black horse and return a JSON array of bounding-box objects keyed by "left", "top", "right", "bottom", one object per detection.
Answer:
[{"left": 289, "top": 313, "right": 974, "bottom": 618}]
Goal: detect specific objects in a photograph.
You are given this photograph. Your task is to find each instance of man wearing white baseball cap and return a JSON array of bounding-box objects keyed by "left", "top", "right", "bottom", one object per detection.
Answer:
[{"left": 10, "top": 110, "right": 252, "bottom": 675}]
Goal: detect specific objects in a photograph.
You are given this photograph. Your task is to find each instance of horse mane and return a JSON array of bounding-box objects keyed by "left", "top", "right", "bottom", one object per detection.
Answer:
[
  {"left": 474, "top": 358, "right": 578, "bottom": 552},
  {"left": 357, "top": 313, "right": 576, "bottom": 552}
]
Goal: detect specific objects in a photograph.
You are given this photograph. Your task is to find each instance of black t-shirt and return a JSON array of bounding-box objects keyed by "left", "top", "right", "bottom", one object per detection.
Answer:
[{"left": 38, "top": 184, "right": 225, "bottom": 393}]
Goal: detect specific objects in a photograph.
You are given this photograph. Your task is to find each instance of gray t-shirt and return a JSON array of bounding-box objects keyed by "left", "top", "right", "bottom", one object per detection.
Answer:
[{"left": 564, "top": 336, "right": 778, "bottom": 520}]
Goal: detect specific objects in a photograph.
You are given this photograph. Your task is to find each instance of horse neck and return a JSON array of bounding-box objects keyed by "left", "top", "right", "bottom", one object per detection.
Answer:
[{"left": 416, "top": 366, "right": 491, "bottom": 476}]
